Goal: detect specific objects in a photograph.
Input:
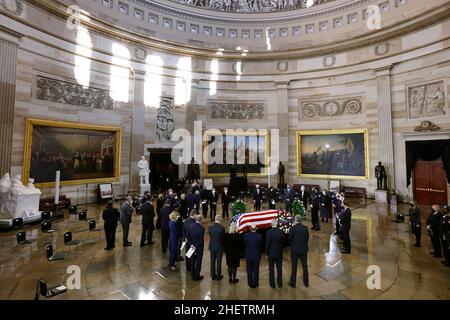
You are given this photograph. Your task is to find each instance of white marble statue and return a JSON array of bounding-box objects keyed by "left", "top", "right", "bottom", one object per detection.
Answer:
[
  {"left": 0, "top": 173, "right": 41, "bottom": 221},
  {"left": 138, "top": 156, "right": 150, "bottom": 185}
]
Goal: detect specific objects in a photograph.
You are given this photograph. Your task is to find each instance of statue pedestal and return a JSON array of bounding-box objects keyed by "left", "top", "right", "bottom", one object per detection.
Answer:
[
  {"left": 375, "top": 190, "right": 388, "bottom": 205},
  {"left": 139, "top": 183, "right": 151, "bottom": 197}
]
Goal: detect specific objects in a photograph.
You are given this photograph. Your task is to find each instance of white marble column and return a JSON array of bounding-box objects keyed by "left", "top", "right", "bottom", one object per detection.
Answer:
[
  {"left": 0, "top": 37, "right": 18, "bottom": 176},
  {"left": 374, "top": 65, "right": 395, "bottom": 189}
]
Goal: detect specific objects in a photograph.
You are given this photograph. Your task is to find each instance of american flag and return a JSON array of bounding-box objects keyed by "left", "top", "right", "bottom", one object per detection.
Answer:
[{"left": 235, "top": 210, "right": 280, "bottom": 234}]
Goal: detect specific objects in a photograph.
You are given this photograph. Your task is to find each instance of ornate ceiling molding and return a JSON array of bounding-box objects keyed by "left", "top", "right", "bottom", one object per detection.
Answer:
[
  {"left": 130, "top": 0, "right": 371, "bottom": 26},
  {"left": 16, "top": 0, "right": 450, "bottom": 61}
]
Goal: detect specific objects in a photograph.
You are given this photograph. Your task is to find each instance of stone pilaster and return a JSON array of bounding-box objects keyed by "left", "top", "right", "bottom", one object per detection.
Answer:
[
  {"left": 275, "top": 80, "right": 290, "bottom": 183},
  {"left": 0, "top": 35, "right": 18, "bottom": 176},
  {"left": 130, "top": 73, "right": 146, "bottom": 191},
  {"left": 374, "top": 65, "right": 395, "bottom": 189}
]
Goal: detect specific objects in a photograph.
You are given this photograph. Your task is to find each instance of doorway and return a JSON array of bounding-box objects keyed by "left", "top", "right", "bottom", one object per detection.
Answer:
[
  {"left": 413, "top": 158, "right": 448, "bottom": 206},
  {"left": 149, "top": 149, "right": 178, "bottom": 193}
]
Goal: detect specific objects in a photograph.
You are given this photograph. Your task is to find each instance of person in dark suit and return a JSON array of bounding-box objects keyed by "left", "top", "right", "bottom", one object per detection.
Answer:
[
  {"left": 320, "top": 189, "right": 330, "bottom": 223},
  {"left": 266, "top": 219, "right": 284, "bottom": 288},
  {"left": 140, "top": 195, "right": 155, "bottom": 247},
  {"left": 200, "top": 187, "right": 210, "bottom": 218},
  {"left": 243, "top": 224, "right": 263, "bottom": 288},
  {"left": 186, "top": 192, "right": 196, "bottom": 213},
  {"left": 253, "top": 184, "right": 263, "bottom": 211},
  {"left": 209, "top": 215, "right": 225, "bottom": 280},
  {"left": 188, "top": 215, "right": 205, "bottom": 280},
  {"left": 288, "top": 215, "right": 309, "bottom": 288},
  {"left": 102, "top": 201, "right": 120, "bottom": 250},
  {"left": 178, "top": 194, "right": 189, "bottom": 219},
  {"left": 120, "top": 196, "right": 133, "bottom": 247},
  {"left": 183, "top": 210, "right": 196, "bottom": 271},
  {"left": 209, "top": 188, "right": 219, "bottom": 222},
  {"left": 155, "top": 193, "right": 165, "bottom": 230},
  {"left": 340, "top": 202, "right": 352, "bottom": 254},
  {"left": 224, "top": 222, "right": 242, "bottom": 283},
  {"left": 439, "top": 205, "right": 450, "bottom": 267},
  {"left": 175, "top": 210, "right": 185, "bottom": 262},
  {"left": 409, "top": 201, "right": 421, "bottom": 247},
  {"left": 221, "top": 187, "right": 230, "bottom": 218},
  {"left": 141, "top": 191, "right": 150, "bottom": 204},
  {"left": 284, "top": 185, "right": 295, "bottom": 213},
  {"left": 159, "top": 200, "right": 172, "bottom": 253},
  {"left": 298, "top": 185, "right": 308, "bottom": 210},
  {"left": 309, "top": 188, "right": 320, "bottom": 231},
  {"left": 193, "top": 190, "right": 201, "bottom": 211},
  {"left": 268, "top": 186, "right": 277, "bottom": 210},
  {"left": 427, "top": 205, "right": 442, "bottom": 258}
]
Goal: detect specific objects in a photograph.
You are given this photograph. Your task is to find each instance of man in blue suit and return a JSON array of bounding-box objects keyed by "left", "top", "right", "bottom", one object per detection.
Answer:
[
  {"left": 182, "top": 209, "right": 196, "bottom": 271},
  {"left": 243, "top": 224, "right": 263, "bottom": 288},
  {"left": 159, "top": 200, "right": 172, "bottom": 253},
  {"left": 266, "top": 219, "right": 284, "bottom": 288},
  {"left": 339, "top": 202, "right": 352, "bottom": 254},
  {"left": 187, "top": 214, "right": 205, "bottom": 281},
  {"left": 120, "top": 196, "right": 133, "bottom": 247},
  {"left": 289, "top": 215, "right": 309, "bottom": 288},
  {"left": 186, "top": 192, "right": 196, "bottom": 212},
  {"left": 209, "top": 215, "right": 225, "bottom": 280},
  {"left": 253, "top": 184, "right": 263, "bottom": 211},
  {"left": 284, "top": 185, "right": 295, "bottom": 213}
]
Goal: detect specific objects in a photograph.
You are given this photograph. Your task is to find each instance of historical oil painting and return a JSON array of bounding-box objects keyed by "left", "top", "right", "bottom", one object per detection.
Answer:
[
  {"left": 296, "top": 129, "right": 369, "bottom": 179},
  {"left": 23, "top": 118, "right": 121, "bottom": 187}
]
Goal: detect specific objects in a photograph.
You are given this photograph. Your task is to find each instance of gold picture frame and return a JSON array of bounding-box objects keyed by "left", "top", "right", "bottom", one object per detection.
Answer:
[
  {"left": 23, "top": 118, "right": 122, "bottom": 187},
  {"left": 203, "top": 130, "right": 270, "bottom": 177},
  {"left": 296, "top": 129, "right": 369, "bottom": 180}
]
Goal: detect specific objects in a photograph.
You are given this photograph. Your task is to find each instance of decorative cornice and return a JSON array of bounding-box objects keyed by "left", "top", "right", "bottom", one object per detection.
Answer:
[
  {"left": 131, "top": 0, "right": 372, "bottom": 26},
  {"left": 12, "top": 0, "right": 450, "bottom": 61}
]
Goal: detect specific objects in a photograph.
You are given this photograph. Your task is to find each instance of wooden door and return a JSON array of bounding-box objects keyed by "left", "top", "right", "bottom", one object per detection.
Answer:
[{"left": 413, "top": 159, "right": 448, "bottom": 206}]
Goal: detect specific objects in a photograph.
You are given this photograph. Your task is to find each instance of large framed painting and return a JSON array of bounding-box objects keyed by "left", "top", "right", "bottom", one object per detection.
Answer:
[
  {"left": 204, "top": 130, "right": 269, "bottom": 177},
  {"left": 296, "top": 129, "right": 369, "bottom": 179},
  {"left": 23, "top": 118, "right": 122, "bottom": 187}
]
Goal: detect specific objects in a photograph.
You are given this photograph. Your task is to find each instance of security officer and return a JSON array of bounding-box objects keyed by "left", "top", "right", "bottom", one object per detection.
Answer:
[{"left": 439, "top": 205, "right": 450, "bottom": 267}]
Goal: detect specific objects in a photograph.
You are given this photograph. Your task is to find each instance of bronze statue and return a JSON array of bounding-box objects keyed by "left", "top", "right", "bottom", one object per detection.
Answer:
[
  {"left": 375, "top": 161, "right": 386, "bottom": 190},
  {"left": 187, "top": 157, "right": 200, "bottom": 180},
  {"left": 278, "top": 161, "right": 285, "bottom": 186}
]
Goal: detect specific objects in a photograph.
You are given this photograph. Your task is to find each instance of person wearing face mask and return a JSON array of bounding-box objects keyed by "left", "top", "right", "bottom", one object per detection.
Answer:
[
  {"left": 298, "top": 185, "right": 308, "bottom": 210},
  {"left": 284, "top": 185, "right": 295, "bottom": 213},
  {"left": 253, "top": 184, "right": 263, "bottom": 211},
  {"left": 200, "top": 186, "right": 210, "bottom": 219},
  {"left": 409, "top": 201, "right": 421, "bottom": 247},
  {"left": 209, "top": 188, "right": 219, "bottom": 222},
  {"left": 427, "top": 204, "right": 442, "bottom": 258},
  {"left": 221, "top": 187, "right": 230, "bottom": 218},
  {"left": 309, "top": 188, "right": 320, "bottom": 231},
  {"left": 320, "top": 189, "right": 330, "bottom": 223},
  {"left": 268, "top": 186, "right": 277, "bottom": 210}
]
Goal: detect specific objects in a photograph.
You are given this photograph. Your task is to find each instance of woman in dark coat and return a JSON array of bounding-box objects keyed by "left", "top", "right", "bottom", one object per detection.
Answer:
[
  {"left": 223, "top": 222, "right": 242, "bottom": 283},
  {"left": 156, "top": 193, "right": 165, "bottom": 229},
  {"left": 168, "top": 211, "right": 179, "bottom": 271}
]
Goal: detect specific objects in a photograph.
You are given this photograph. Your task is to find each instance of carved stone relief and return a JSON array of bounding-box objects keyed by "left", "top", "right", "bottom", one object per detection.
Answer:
[
  {"left": 36, "top": 75, "right": 115, "bottom": 110},
  {"left": 407, "top": 80, "right": 446, "bottom": 119},
  {"left": 209, "top": 101, "right": 264, "bottom": 120},
  {"left": 300, "top": 96, "right": 363, "bottom": 119},
  {"left": 375, "top": 42, "right": 390, "bottom": 56},
  {"left": 156, "top": 96, "right": 175, "bottom": 142},
  {"left": 0, "top": 0, "right": 25, "bottom": 17}
]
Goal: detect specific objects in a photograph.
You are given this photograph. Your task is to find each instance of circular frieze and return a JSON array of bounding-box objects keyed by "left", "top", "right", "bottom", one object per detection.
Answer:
[
  {"left": 303, "top": 103, "right": 321, "bottom": 117},
  {"left": 344, "top": 99, "right": 362, "bottom": 114},
  {"left": 375, "top": 42, "right": 390, "bottom": 56},
  {"left": 323, "top": 101, "right": 340, "bottom": 115},
  {"left": 277, "top": 61, "right": 289, "bottom": 72}
]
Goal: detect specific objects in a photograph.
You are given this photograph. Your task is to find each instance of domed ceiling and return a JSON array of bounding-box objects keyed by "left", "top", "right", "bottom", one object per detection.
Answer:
[{"left": 167, "top": 0, "right": 335, "bottom": 14}]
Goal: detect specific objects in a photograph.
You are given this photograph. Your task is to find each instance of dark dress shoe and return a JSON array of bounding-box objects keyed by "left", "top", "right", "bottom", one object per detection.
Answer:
[
  {"left": 140, "top": 244, "right": 146, "bottom": 247},
  {"left": 442, "top": 261, "right": 450, "bottom": 267},
  {"left": 111, "top": 245, "right": 116, "bottom": 248},
  {"left": 177, "top": 257, "right": 185, "bottom": 261},
  {"left": 433, "top": 255, "right": 442, "bottom": 258},
  {"left": 414, "top": 244, "right": 421, "bottom": 247},
  {"left": 316, "top": 228, "right": 321, "bottom": 231},
  {"left": 288, "top": 282, "right": 296, "bottom": 288},
  {"left": 149, "top": 242, "right": 155, "bottom": 245},
  {"left": 104, "top": 247, "right": 112, "bottom": 250},
  {"left": 212, "top": 275, "right": 217, "bottom": 280},
  {"left": 229, "top": 278, "right": 233, "bottom": 283},
  {"left": 123, "top": 243, "right": 132, "bottom": 247},
  {"left": 304, "top": 282, "right": 309, "bottom": 288},
  {"left": 310, "top": 227, "right": 315, "bottom": 230},
  {"left": 342, "top": 251, "right": 351, "bottom": 254},
  {"left": 195, "top": 275, "right": 204, "bottom": 281},
  {"left": 333, "top": 232, "right": 339, "bottom": 235},
  {"left": 233, "top": 279, "right": 239, "bottom": 283},
  {"left": 270, "top": 285, "right": 276, "bottom": 289},
  {"left": 217, "top": 275, "right": 223, "bottom": 281}
]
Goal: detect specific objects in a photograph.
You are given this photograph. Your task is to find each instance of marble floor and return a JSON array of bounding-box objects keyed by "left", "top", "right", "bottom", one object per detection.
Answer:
[{"left": 0, "top": 200, "right": 449, "bottom": 300}]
